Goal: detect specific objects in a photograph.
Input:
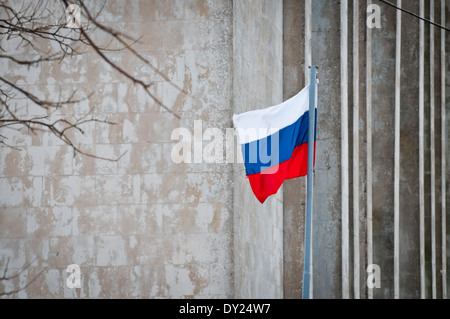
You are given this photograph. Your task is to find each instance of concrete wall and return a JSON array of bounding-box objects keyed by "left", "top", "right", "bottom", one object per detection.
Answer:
[
  {"left": 0, "top": 0, "right": 234, "bottom": 298},
  {"left": 370, "top": 0, "right": 396, "bottom": 299},
  {"left": 398, "top": 0, "right": 421, "bottom": 299},
  {"left": 309, "top": 0, "right": 343, "bottom": 298},
  {"left": 444, "top": 0, "right": 449, "bottom": 299},
  {"left": 232, "top": 0, "right": 284, "bottom": 299},
  {"left": 281, "top": 0, "right": 449, "bottom": 299},
  {"left": 0, "top": 0, "right": 448, "bottom": 299},
  {"left": 447, "top": 0, "right": 450, "bottom": 297},
  {"left": 282, "top": 0, "right": 307, "bottom": 299}
]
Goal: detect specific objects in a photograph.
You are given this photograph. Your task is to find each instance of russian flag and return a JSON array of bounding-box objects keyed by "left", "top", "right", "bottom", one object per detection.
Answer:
[{"left": 233, "top": 85, "right": 316, "bottom": 204}]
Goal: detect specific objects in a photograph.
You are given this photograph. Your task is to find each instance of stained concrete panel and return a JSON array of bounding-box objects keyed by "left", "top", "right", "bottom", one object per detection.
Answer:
[{"left": 310, "top": 0, "right": 343, "bottom": 299}]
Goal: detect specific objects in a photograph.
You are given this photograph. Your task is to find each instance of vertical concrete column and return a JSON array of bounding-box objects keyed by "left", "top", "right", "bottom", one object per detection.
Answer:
[
  {"left": 419, "top": 0, "right": 426, "bottom": 299},
  {"left": 371, "top": 0, "right": 396, "bottom": 299},
  {"left": 394, "top": 0, "right": 402, "bottom": 300},
  {"left": 310, "top": 0, "right": 342, "bottom": 298},
  {"left": 433, "top": 0, "right": 444, "bottom": 299},
  {"left": 282, "top": 0, "right": 306, "bottom": 299},
  {"left": 430, "top": 0, "right": 437, "bottom": 300},
  {"left": 354, "top": 0, "right": 369, "bottom": 300},
  {"left": 305, "top": 0, "right": 312, "bottom": 82},
  {"left": 341, "top": 0, "right": 350, "bottom": 300},
  {"left": 232, "top": 0, "right": 284, "bottom": 299},
  {"left": 399, "top": 0, "right": 421, "bottom": 299},
  {"left": 366, "top": 0, "right": 374, "bottom": 300},
  {"left": 446, "top": 0, "right": 450, "bottom": 300},
  {"left": 352, "top": 0, "right": 361, "bottom": 300},
  {"left": 440, "top": 0, "right": 447, "bottom": 300}
]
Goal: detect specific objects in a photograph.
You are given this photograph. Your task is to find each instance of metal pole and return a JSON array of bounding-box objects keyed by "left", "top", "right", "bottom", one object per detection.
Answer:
[
  {"left": 303, "top": 65, "right": 317, "bottom": 300},
  {"left": 304, "top": 1, "right": 313, "bottom": 298}
]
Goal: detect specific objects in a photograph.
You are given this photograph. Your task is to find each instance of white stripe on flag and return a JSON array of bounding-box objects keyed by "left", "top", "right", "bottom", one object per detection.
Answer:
[{"left": 233, "top": 84, "right": 311, "bottom": 145}]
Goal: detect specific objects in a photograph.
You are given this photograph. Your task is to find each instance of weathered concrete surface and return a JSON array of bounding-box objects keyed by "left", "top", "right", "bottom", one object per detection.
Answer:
[
  {"left": 432, "top": 0, "right": 443, "bottom": 299},
  {"left": 447, "top": 0, "right": 450, "bottom": 299},
  {"left": 300, "top": 0, "right": 449, "bottom": 299},
  {"left": 447, "top": 0, "right": 450, "bottom": 298},
  {"left": 233, "top": 0, "right": 284, "bottom": 299},
  {"left": 310, "top": 0, "right": 343, "bottom": 299},
  {"left": 422, "top": 0, "right": 449, "bottom": 299},
  {"left": 0, "top": 0, "right": 448, "bottom": 299},
  {"left": 351, "top": 1, "right": 369, "bottom": 299},
  {"left": 370, "top": 1, "right": 396, "bottom": 299},
  {"left": 0, "top": 0, "right": 234, "bottom": 298},
  {"left": 438, "top": 0, "right": 450, "bottom": 300},
  {"left": 282, "top": 0, "right": 306, "bottom": 299},
  {"left": 398, "top": 0, "right": 421, "bottom": 299}
]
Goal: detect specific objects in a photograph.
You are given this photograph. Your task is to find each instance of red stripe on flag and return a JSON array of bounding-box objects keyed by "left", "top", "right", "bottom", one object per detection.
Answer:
[{"left": 247, "top": 142, "right": 316, "bottom": 204}]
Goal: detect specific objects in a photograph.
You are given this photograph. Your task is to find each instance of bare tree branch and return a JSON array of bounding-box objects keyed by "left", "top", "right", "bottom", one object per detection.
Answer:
[
  {"left": 0, "top": 257, "right": 46, "bottom": 297},
  {"left": 0, "top": 0, "right": 186, "bottom": 160}
]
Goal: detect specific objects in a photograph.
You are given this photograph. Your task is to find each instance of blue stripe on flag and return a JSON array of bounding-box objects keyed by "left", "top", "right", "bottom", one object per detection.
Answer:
[{"left": 242, "top": 109, "right": 317, "bottom": 176}]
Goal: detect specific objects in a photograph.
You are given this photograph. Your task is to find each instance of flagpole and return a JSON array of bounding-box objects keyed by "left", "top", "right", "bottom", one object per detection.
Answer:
[{"left": 303, "top": 65, "right": 318, "bottom": 299}]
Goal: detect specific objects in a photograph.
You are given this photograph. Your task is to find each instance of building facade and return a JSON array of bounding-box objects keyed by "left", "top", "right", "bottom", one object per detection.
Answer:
[{"left": 0, "top": 0, "right": 449, "bottom": 299}]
